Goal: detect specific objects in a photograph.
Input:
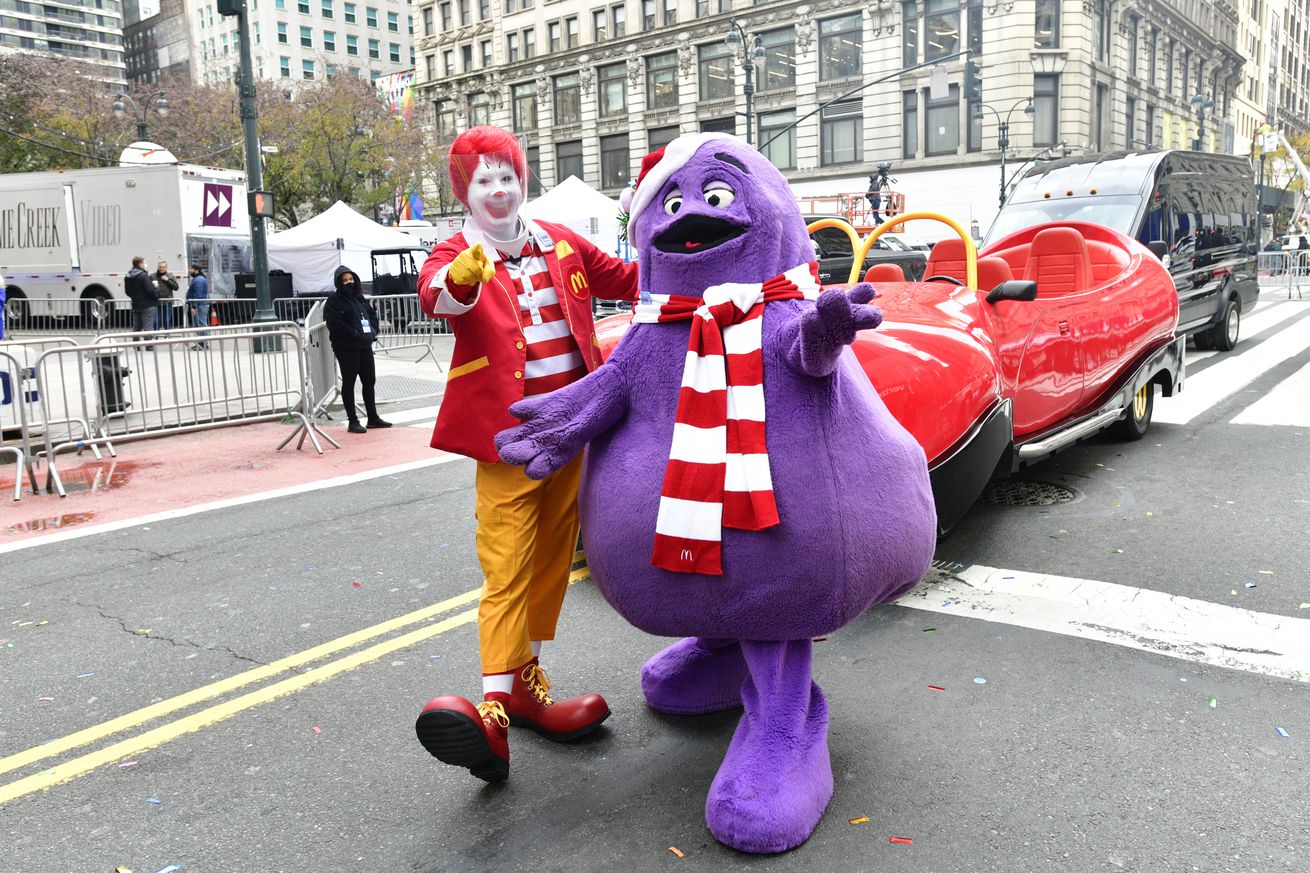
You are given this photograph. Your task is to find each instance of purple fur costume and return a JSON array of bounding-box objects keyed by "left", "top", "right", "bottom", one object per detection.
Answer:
[{"left": 496, "top": 133, "right": 937, "bottom": 854}]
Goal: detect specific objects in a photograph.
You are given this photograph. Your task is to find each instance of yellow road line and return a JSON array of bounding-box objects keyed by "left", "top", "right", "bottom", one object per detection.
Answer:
[
  {"left": 0, "top": 586, "right": 483, "bottom": 778},
  {"left": 0, "top": 608, "right": 479, "bottom": 807}
]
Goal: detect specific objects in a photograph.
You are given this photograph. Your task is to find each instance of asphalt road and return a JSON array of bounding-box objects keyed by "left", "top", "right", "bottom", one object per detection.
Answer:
[{"left": 1, "top": 299, "right": 1308, "bottom": 873}]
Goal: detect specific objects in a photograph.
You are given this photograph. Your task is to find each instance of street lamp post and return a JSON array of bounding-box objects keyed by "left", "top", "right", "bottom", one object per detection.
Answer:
[
  {"left": 724, "top": 19, "right": 766, "bottom": 145},
  {"left": 111, "top": 91, "right": 170, "bottom": 141},
  {"left": 973, "top": 97, "right": 1035, "bottom": 209},
  {"left": 1191, "top": 92, "right": 1214, "bottom": 151}
]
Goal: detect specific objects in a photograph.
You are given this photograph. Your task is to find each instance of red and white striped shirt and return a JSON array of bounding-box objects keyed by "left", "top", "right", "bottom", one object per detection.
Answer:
[{"left": 504, "top": 243, "right": 586, "bottom": 397}]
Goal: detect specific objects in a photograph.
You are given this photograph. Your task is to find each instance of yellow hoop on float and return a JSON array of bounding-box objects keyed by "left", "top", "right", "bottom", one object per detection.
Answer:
[{"left": 806, "top": 212, "right": 979, "bottom": 289}]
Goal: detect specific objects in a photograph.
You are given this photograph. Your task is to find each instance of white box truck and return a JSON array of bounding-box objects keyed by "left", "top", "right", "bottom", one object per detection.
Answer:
[{"left": 0, "top": 163, "right": 251, "bottom": 318}]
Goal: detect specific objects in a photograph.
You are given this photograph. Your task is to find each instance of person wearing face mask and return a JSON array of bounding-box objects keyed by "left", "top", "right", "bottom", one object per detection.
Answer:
[
  {"left": 323, "top": 265, "right": 392, "bottom": 433},
  {"left": 413, "top": 126, "right": 639, "bottom": 782}
]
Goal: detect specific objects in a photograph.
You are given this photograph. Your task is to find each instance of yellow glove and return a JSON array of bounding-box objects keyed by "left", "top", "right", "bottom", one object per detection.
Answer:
[{"left": 447, "top": 243, "right": 496, "bottom": 286}]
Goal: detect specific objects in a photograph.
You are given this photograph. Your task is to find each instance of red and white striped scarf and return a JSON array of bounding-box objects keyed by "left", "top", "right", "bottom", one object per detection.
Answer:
[{"left": 631, "top": 262, "right": 821, "bottom": 575}]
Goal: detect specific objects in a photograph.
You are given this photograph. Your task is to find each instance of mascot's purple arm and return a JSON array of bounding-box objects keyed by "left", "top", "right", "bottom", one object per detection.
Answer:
[
  {"left": 495, "top": 133, "right": 936, "bottom": 856},
  {"left": 495, "top": 284, "right": 881, "bottom": 478}
]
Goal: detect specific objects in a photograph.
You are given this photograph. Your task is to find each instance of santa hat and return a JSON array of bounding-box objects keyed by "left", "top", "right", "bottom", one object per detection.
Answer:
[{"left": 620, "top": 132, "right": 738, "bottom": 246}]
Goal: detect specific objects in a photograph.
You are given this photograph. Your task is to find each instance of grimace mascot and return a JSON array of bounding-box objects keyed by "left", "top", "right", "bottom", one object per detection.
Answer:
[{"left": 496, "top": 133, "right": 938, "bottom": 854}]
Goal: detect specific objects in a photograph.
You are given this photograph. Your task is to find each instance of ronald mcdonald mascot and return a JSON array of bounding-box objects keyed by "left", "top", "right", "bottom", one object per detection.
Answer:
[
  {"left": 496, "top": 133, "right": 938, "bottom": 853},
  {"left": 413, "top": 126, "right": 638, "bottom": 782}
]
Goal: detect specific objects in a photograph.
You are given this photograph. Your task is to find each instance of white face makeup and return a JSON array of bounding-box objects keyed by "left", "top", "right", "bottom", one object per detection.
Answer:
[{"left": 466, "top": 156, "right": 523, "bottom": 240}]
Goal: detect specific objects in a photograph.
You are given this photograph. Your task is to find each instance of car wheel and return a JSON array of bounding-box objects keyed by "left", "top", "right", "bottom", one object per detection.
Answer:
[
  {"left": 1111, "top": 382, "right": 1154, "bottom": 441},
  {"left": 81, "top": 288, "right": 112, "bottom": 330},
  {"left": 1211, "top": 297, "right": 1240, "bottom": 352}
]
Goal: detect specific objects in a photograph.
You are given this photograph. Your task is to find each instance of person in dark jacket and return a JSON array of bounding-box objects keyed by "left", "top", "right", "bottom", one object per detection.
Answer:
[
  {"left": 323, "top": 265, "right": 391, "bottom": 433},
  {"left": 153, "top": 260, "right": 179, "bottom": 329},
  {"left": 186, "top": 264, "right": 210, "bottom": 349},
  {"left": 123, "top": 256, "right": 159, "bottom": 346}
]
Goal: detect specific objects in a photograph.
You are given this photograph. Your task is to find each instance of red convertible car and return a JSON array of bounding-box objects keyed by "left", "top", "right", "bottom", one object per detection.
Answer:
[{"left": 596, "top": 216, "right": 1185, "bottom": 532}]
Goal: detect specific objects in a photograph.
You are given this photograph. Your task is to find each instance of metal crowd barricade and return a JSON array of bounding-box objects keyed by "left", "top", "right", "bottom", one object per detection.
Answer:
[
  {"left": 33, "top": 322, "right": 338, "bottom": 496},
  {"left": 1256, "top": 250, "right": 1309, "bottom": 299},
  {"left": 3, "top": 296, "right": 137, "bottom": 339}
]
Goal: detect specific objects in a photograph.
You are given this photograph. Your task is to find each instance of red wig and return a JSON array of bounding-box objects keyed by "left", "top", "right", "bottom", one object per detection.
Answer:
[{"left": 448, "top": 126, "right": 528, "bottom": 206}]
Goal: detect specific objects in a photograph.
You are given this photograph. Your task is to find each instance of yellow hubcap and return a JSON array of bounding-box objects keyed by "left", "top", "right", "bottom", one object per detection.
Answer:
[{"left": 1133, "top": 385, "right": 1150, "bottom": 419}]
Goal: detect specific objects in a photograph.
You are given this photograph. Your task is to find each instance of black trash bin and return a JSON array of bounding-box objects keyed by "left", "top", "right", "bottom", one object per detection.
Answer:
[
  {"left": 92, "top": 352, "right": 131, "bottom": 416},
  {"left": 236, "top": 272, "right": 293, "bottom": 300}
]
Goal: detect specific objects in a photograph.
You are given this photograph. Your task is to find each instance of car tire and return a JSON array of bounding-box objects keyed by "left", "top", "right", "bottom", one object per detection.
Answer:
[
  {"left": 1111, "top": 382, "right": 1154, "bottom": 441},
  {"left": 1211, "top": 297, "right": 1240, "bottom": 352}
]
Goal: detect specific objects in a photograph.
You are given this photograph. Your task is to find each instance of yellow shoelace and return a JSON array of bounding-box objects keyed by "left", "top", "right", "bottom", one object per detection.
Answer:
[
  {"left": 521, "top": 663, "right": 555, "bottom": 706},
  {"left": 476, "top": 699, "right": 510, "bottom": 728}
]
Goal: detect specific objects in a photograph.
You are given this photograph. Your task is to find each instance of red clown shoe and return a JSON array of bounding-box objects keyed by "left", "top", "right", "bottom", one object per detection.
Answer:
[
  {"left": 415, "top": 695, "right": 510, "bottom": 782},
  {"left": 502, "top": 658, "right": 610, "bottom": 741}
]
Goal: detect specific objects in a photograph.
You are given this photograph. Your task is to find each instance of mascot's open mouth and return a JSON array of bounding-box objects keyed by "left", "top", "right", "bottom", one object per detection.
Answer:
[{"left": 653, "top": 214, "right": 747, "bottom": 254}]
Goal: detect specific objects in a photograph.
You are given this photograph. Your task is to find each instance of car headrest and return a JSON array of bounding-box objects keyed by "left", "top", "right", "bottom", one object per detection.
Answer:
[{"left": 863, "top": 263, "right": 906, "bottom": 283}]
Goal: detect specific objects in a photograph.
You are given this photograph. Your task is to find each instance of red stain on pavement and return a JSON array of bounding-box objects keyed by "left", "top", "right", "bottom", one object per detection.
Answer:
[{"left": 0, "top": 422, "right": 447, "bottom": 543}]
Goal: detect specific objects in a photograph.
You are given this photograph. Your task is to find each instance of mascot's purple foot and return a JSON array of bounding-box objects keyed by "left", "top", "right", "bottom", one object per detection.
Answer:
[
  {"left": 640, "top": 637, "right": 747, "bottom": 715},
  {"left": 704, "top": 640, "right": 833, "bottom": 854}
]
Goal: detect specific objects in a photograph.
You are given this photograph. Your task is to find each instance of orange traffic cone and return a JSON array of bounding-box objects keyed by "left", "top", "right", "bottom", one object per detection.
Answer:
[{"left": 209, "top": 308, "right": 220, "bottom": 326}]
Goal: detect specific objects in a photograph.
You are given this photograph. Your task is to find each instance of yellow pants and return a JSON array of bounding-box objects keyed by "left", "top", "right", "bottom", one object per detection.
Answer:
[{"left": 474, "top": 455, "right": 583, "bottom": 674}]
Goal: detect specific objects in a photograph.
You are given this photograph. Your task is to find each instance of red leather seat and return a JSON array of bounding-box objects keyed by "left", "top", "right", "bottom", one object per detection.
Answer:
[
  {"left": 862, "top": 263, "right": 906, "bottom": 283},
  {"left": 1085, "top": 240, "right": 1130, "bottom": 283},
  {"left": 924, "top": 238, "right": 968, "bottom": 282},
  {"left": 1023, "top": 227, "right": 1092, "bottom": 295},
  {"left": 976, "top": 256, "right": 1014, "bottom": 291}
]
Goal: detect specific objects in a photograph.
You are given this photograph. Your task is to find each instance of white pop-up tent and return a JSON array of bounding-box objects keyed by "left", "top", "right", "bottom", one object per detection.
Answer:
[
  {"left": 267, "top": 201, "right": 425, "bottom": 295},
  {"left": 523, "top": 176, "right": 626, "bottom": 257}
]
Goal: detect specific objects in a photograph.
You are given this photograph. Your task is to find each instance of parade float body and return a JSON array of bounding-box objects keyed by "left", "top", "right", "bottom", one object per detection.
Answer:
[{"left": 598, "top": 217, "right": 1185, "bottom": 533}]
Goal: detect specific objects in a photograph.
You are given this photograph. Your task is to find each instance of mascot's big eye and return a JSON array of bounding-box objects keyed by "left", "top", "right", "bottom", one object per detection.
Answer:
[
  {"left": 663, "top": 191, "right": 683, "bottom": 215},
  {"left": 703, "top": 184, "right": 736, "bottom": 208}
]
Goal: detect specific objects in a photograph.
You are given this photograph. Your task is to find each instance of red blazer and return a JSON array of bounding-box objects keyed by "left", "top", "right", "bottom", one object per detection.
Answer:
[{"left": 417, "top": 218, "right": 639, "bottom": 462}]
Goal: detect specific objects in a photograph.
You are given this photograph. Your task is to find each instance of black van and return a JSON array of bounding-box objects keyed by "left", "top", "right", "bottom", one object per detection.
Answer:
[{"left": 986, "top": 150, "right": 1259, "bottom": 351}]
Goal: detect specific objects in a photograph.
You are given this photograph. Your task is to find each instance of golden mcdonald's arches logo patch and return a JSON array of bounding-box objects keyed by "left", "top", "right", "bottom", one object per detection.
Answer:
[
  {"left": 554, "top": 240, "right": 575, "bottom": 259},
  {"left": 568, "top": 270, "right": 589, "bottom": 296}
]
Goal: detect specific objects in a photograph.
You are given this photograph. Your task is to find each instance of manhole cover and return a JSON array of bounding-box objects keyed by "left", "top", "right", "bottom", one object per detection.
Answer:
[{"left": 979, "top": 480, "right": 1077, "bottom": 507}]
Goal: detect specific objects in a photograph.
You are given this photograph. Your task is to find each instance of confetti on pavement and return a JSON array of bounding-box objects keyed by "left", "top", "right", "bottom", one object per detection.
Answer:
[
  {"left": 1275, "top": 727, "right": 1290, "bottom": 738},
  {"left": 667, "top": 846, "right": 685, "bottom": 858},
  {"left": 76, "top": 672, "right": 95, "bottom": 679},
  {"left": 312, "top": 726, "right": 322, "bottom": 734},
  {"left": 849, "top": 816, "right": 870, "bottom": 825},
  {"left": 352, "top": 582, "right": 363, "bottom": 588},
  {"left": 922, "top": 628, "right": 937, "bottom": 633},
  {"left": 118, "top": 761, "right": 138, "bottom": 769},
  {"left": 889, "top": 836, "right": 914, "bottom": 845},
  {"left": 155, "top": 866, "right": 182, "bottom": 873},
  {"left": 36, "top": 696, "right": 54, "bottom": 703},
  {"left": 1207, "top": 697, "right": 1217, "bottom": 708},
  {"left": 1244, "top": 582, "right": 1257, "bottom": 589},
  {"left": 928, "top": 685, "right": 945, "bottom": 692},
  {"left": 974, "top": 677, "right": 987, "bottom": 684},
  {"left": 1258, "top": 570, "right": 1274, "bottom": 575},
  {"left": 146, "top": 797, "right": 163, "bottom": 805}
]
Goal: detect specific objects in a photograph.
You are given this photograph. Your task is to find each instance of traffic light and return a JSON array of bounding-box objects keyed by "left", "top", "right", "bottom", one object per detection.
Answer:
[
  {"left": 217, "top": 0, "right": 244, "bottom": 16},
  {"left": 249, "top": 190, "right": 275, "bottom": 218},
  {"left": 964, "top": 60, "right": 982, "bottom": 102}
]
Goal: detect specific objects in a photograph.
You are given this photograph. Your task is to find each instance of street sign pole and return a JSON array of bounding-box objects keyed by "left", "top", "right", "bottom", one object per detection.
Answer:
[{"left": 220, "top": 0, "right": 280, "bottom": 351}]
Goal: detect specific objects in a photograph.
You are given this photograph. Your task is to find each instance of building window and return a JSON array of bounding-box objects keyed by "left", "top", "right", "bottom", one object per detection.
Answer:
[
  {"left": 347, "top": 34, "right": 358, "bottom": 54},
  {"left": 277, "top": 21, "right": 287, "bottom": 42},
  {"left": 1034, "top": 0, "right": 1057, "bottom": 49},
  {"left": 300, "top": 25, "right": 312, "bottom": 46},
  {"left": 1091, "top": 0, "right": 1108, "bottom": 62},
  {"left": 438, "top": 1, "right": 449, "bottom": 28},
  {"left": 461, "top": 43, "right": 472, "bottom": 68},
  {"left": 1126, "top": 95, "right": 1137, "bottom": 146},
  {"left": 506, "top": 32, "right": 518, "bottom": 61},
  {"left": 1147, "top": 28, "right": 1157, "bottom": 87},
  {"left": 1144, "top": 104, "right": 1155, "bottom": 146},
  {"left": 647, "top": 51, "right": 678, "bottom": 109},
  {"left": 321, "top": 0, "right": 332, "bottom": 17},
  {"left": 1127, "top": 15, "right": 1138, "bottom": 78},
  {"left": 442, "top": 48, "right": 452, "bottom": 72},
  {"left": 480, "top": 39, "right": 491, "bottom": 66},
  {"left": 457, "top": 0, "right": 468, "bottom": 24},
  {"left": 506, "top": 0, "right": 516, "bottom": 12},
  {"left": 422, "top": 6, "right": 432, "bottom": 34},
  {"left": 1032, "top": 73, "right": 1058, "bottom": 146},
  {"left": 611, "top": 3, "right": 625, "bottom": 36},
  {"left": 345, "top": 1, "right": 356, "bottom": 22},
  {"left": 593, "top": 8, "right": 606, "bottom": 40},
  {"left": 469, "top": 91, "right": 490, "bottom": 125},
  {"left": 523, "top": 27, "right": 535, "bottom": 57},
  {"left": 280, "top": 55, "right": 290, "bottom": 77},
  {"left": 902, "top": 0, "right": 918, "bottom": 66},
  {"left": 598, "top": 62, "right": 627, "bottom": 117},
  {"left": 924, "top": 84, "right": 959, "bottom": 155},
  {"left": 643, "top": 0, "right": 655, "bottom": 30},
  {"left": 566, "top": 15, "right": 578, "bottom": 47},
  {"left": 479, "top": 0, "right": 490, "bottom": 19},
  {"left": 649, "top": 125, "right": 679, "bottom": 151},
  {"left": 699, "top": 43, "right": 733, "bottom": 100},
  {"left": 758, "top": 110, "right": 796, "bottom": 169},
  {"left": 701, "top": 117, "right": 735, "bottom": 134},
  {"left": 967, "top": 95, "right": 981, "bottom": 152},
  {"left": 390, "top": 41, "right": 401, "bottom": 62},
  {"left": 554, "top": 72, "right": 581, "bottom": 124},
  {"left": 366, "top": 5, "right": 377, "bottom": 26},
  {"left": 557, "top": 140, "right": 583, "bottom": 182},
  {"left": 526, "top": 146, "right": 541, "bottom": 197},
  {"left": 1165, "top": 39, "right": 1173, "bottom": 95},
  {"left": 435, "top": 99, "right": 457, "bottom": 137},
  {"left": 548, "top": 20, "right": 560, "bottom": 51},
  {"left": 298, "top": 0, "right": 309, "bottom": 12},
  {"left": 324, "top": 30, "right": 335, "bottom": 50},
  {"left": 302, "top": 58, "right": 315, "bottom": 78},
  {"left": 369, "top": 38, "right": 380, "bottom": 58},
  {"left": 758, "top": 27, "right": 795, "bottom": 90},
  {"left": 923, "top": 0, "right": 958, "bottom": 61},
  {"left": 387, "top": 10, "right": 398, "bottom": 30},
  {"left": 818, "top": 14, "right": 861, "bottom": 80},
  {"left": 820, "top": 99, "right": 862, "bottom": 165},
  {"left": 662, "top": 0, "right": 675, "bottom": 25},
  {"left": 513, "top": 82, "right": 537, "bottom": 131},
  {"left": 967, "top": 0, "right": 981, "bottom": 57},
  {"left": 600, "top": 134, "right": 630, "bottom": 188}
]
